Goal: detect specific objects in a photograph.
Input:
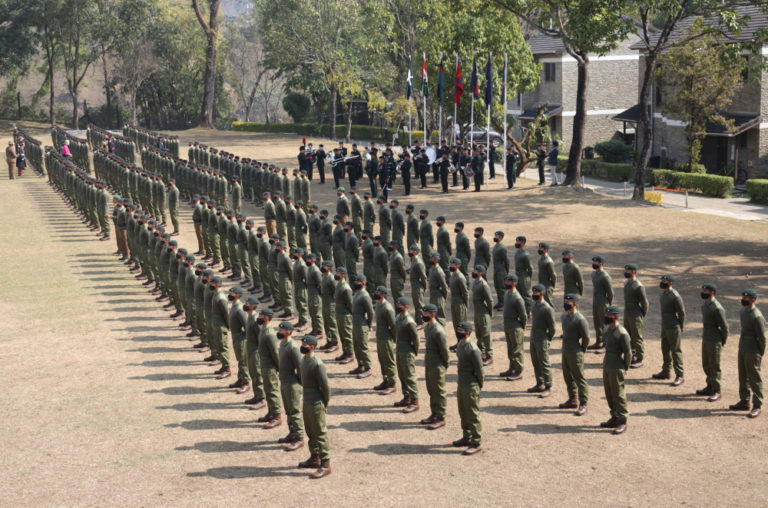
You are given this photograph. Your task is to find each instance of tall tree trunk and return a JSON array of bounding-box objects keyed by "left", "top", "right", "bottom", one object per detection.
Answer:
[
  {"left": 329, "top": 83, "right": 337, "bottom": 139},
  {"left": 102, "top": 48, "right": 111, "bottom": 128},
  {"left": 346, "top": 99, "right": 352, "bottom": 142},
  {"left": 564, "top": 59, "right": 588, "bottom": 186},
  {"left": 633, "top": 54, "right": 656, "bottom": 201},
  {"left": 17, "top": 91, "right": 21, "bottom": 120},
  {"left": 193, "top": 0, "right": 221, "bottom": 129},
  {"left": 72, "top": 89, "right": 80, "bottom": 129},
  {"left": 48, "top": 52, "right": 56, "bottom": 124}
]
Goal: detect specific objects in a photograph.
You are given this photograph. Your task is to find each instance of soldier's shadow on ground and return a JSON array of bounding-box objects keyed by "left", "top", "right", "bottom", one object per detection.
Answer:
[
  {"left": 639, "top": 407, "right": 732, "bottom": 419},
  {"left": 329, "top": 420, "right": 424, "bottom": 432},
  {"left": 166, "top": 418, "right": 259, "bottom": 431},
  {"left": 157, "top": 401, "right": 246, "bottom": 411},
  {"left": 500, "top": 423, "right": 604, "bottom": 434},
  {"left": 187, "top": 465, "right": 306, "bottom": 479},
  {"left": 177, "top": 439, "right": 282, "bottom": 453},
  {"left": 348, "top": 443, "right": 456, "bottom": 455}
]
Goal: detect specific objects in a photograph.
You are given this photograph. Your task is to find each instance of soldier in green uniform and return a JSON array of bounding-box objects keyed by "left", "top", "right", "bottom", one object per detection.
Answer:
[
  {"left": 492, "top": 231, "right": 510, "bottom": 309},
  {"left": 435, "top": 216, "right": 452, "bottom": 271},
  {"left": 405, "top": 205, "right": 419, "bottom": 260},
  {"left": 408, "top": 245, "right": 427, "bottom": 328},
  {"left": 277, "top": 321, "right": 305, "bottom": 451},
  {"left": 421, "top": 304, "right": 449, "bottom": 429},
  {"left": 319, "top": 210, "right": 333, "bottom": 262},
  {"left": 528, "top": 284, "right": 556, "bottom": 397},
  {"left": 473, "top": 228, "right": 490, "bottom": 280},
  {"left": 276, "top": 241, "right": 294, "bottom": 318},
  {"left": 449, "top": 257, "right": 469, "bottom": 341},
  {"left": 257, "top": 308, "right": 282, "bottom": 428},
  {"left": 588, "top": 255, "right": 614, "bottom": 353},
  {"left": 263, "top": 192, "right": 276, "bottom": 237},
  {"left": 537, "top": 242, "right": 556, "bottom": 307},
  {"left": 350, "top": 274, "right": 374, "bottom": 378},
  {"left": 378, "top": 196, "right": 392, "bottom": 245},
  {"left": 623, "top": 264, "right": 649, "bottom": 368},
  {"left": 363, "top": 191, "right": 376, "bottom": 235},
  {"left": 418, "top": 209, "right": 433, "bottom": 263},
  {"left": 308, "top": 204, "right": 322, "bottom": 256},
  {"left": 295, "top": 201, "right": 308, "bottom": 251},
  {"left": 373, "top": 286, "right": 398, "bottom": 394},
  {"left": 286, "top": 196, "right": 297, "bottom": 252},
  {"left": 729, "top": 289, "right": 766, "bottom": 419},
  {"left": 453, "top": 321, "right": 483, "bottom": 455},
  {"left": 210, "top": 276, "right": 232, "bottom": 379},
  {"left": 166, "top": 179, "right": 180, "bottom": 235},
  {"left": 388, "top": 240, "right": 406, "bottom": 301},
  {"left": 318, "top": 260, "right": 339, "bottom": 353},
  {"left": 560, "top": 294, "right": 590, "bottom": 415},
  {"left": 297, "top": 335, "right": 331, "bottom": 479},
  {"left": 454, "top": 222, "right": 471, "bottom": 278},
  {"left": 274, "top": 191, "right": 288, "bottom": 243},
  {"left": 514, "top": 236, "right": 533, "bottom": 315},
  {"left": 333, "top": 267, "right": 354, "bottom": 364},
  {"left": 331, "top": 214, "right": 346, "bottom": 271},
  {"left": 697, "top": 283, "right": 728, "bottom": 402},
  {"left": 471, "top": 265, "right": 494, "bottom": 366},
  {"left": 231, "top": 176, "right": 243, "bottom": 213},
  {"left": 344, "top": 222, "right": 359, "bottom": 279},
  {"left": 207, "top": 202, "right": 221, "bottom": 267},
  {"left": 428, "top": 252, "right": 448, "bottom": 328},
  {"left": 350, "top": 188, "right": 363, "bottom": 237},
  {"left": 227, "top": 286, "right": 251, "bottom": 393},
  {"left": 336, "top": 187, "right": 351, "bottom": 223},
  {"left": 390, "top": 200, "right": 405, "bottom": 257},
  {"left": 243, "top": 296, "right": 266, "bottom": 407},
  {"left": 652, "top": 275, "right": 686, "bottom": 386},
  {"left": 293, "top": 248, "right": 309, "bottom": 330},
  {"left": 394, "top": 297, "right": 420, "bottom": 413},
  {"left": 501, "top": 274, "right": 526, "bottom": 381},
  {"left": 305, "top": 254, "right": 324, "bottom": 337},
  {"left": 561, "top": 249, "right": 583, "bottom": 298},
  {"left": 601, "top": 306, "right": 632, "bottom": 434}
]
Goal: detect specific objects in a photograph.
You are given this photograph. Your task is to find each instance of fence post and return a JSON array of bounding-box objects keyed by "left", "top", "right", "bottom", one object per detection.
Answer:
[{"left": 685, "top": 190, "right": 688, "bottom": 208}]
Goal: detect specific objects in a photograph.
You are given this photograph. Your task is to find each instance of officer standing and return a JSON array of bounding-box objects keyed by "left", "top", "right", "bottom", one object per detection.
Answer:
[
  {"left": 560, "top": 294, "right": 590, "bottom": 415},
  {"left": 601, "top": 306, "right": 632, "bottom": 434},
  {"left": 453, "top": 321, "right": 483, "bottom": 455},
  {"left": 528, "top": 284, "right": 556, "bottom": 397},
  {"left": 697, "top": 283, "right": 728, "bottom": 402},
  {"left": 589, "top": 255, "right": 614, "bottom": 353},
  {"left": 537, "top": 242, "right": 556, "bottom": 307},
  {"left": 492, "top": 231, "right": 509, "bottom": 309},
  {"left": 501, "top": 274, "right": 526, "bottom": 381},
  {"left": 514, "top": 236, "right": 533, "bottom": 315},
  {"left": 373, "top": 286, "right": 397, "bottom": 394},
  {"left": 472, "top": 265, "right": 494, "bottom": 366},
  {"left": 298, "top": 335, "right": 331, "bottom": 479},
  {"left": 652, "top": 275, "right": 686, "bottom": 387},
  {"left": 421, "top": 304, "right": 449, "bottom": 429},
  {"left": 394, "top": 298, "right": 420, "bottom": 413},
  {"left": 623, "top": 264, "right": 648, "bottom": 368},
  {"left": 730, "top": 289, "right": 765, "bottom": 418},
  {"left": 278, "top": 321, "right": 304, "bottom": 451}
]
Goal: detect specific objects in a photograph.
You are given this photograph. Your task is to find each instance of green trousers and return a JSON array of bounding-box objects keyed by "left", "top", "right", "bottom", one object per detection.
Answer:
[
  {"left": 593, "top": 302, "right": 609, "bottom": 345},
  {"left": 474, "top": 311, "right": 492, "bottom": 357},
  {"left": 543, "top": 285, "right": 554, "bottom": 308},
  {"left": 353, "top": 322, "right": 371, "bottom": 368},
  {"left": 279, "top": 277, "right": 293, "bottom": 315},
  {"left": 431, "top": 294, "right": 447, "bottom": 328},
  {"left": 277, "top": 222, "right": 287, "bottom": 243},
  {"left": 562, "top": 351, "right": 588, "bottom": 404},
  {"left": 295, "top": 287, "right": 308, "bottom": 324},
  {"left": 249, "top": 253, "right": 260, "bottom": 285},
  {"left": 210, "top": 232, "right": 221, "bottom": 264},
  {"left": 738, "top": 351, "right": 763, "bottom": 407},
  {"left": 303, "top": 401, "right": 329, "bottom": 461},
  {"left": 336, "top": 314, "right": 353, "bottom": 354},
  {"left": 296, "top": 228, "right": 306, "bottom": 250},
  {"left": 377, "top": 338, "right": 396, "bottom": 385},
  {"left": 229, "top": 241, "right": 240, "bottom": 277},
  {"left": 391, "top": 279, "right": 405, "bottom": 302},
  {"left": 246, "top": 342, "right": 265, "bottom": 400},
  {"left": 280, "top": 379, "right": 304, "bottom": 437},
  {"left": 457, "top": 383, "right": 482, "bottom": 444},
  {"left": 170, "top": 209, "right": 179, "bottom": 233},
  {"left": 287, "top": 227, "right": 296, "bottom": 252},
  {"left": 210, "top": 324, "right": 230, "bottom": 369},
  {"left": 260, "top": 363, "right": 281, "bottom": 415},
  {"left": 493, "top": 270, "right": 506, "bottom": 304},
  {"left": 504, "top": 325, "right": 525, "bottom": 373},
  {"left": 308, "top": 292, "right": 324, "bottom": 333},
  {"left": 702, "top": 340, "right": 723, "bottom": 392},
  {"left": 426, "top": 364, "right": 447, "bottom": 419},
  {"left": 603, "top": 367, "right": 628, "bottom": 422},
  {"left": 624, "top": 314, "right": 645, "bottom": 361},
  {"left": 530, "top": 339, "right": 552, "bottom": 387},
  {"left": 412, "top": 287, "right": 425, "bottom": 321},
  {"left": 233, "top": 335, "right": 250, "bottom": 383},
  {"left": 220, "top": 237, "right": 231, "bottom": 268},
  {"left": 661, "top": 325, "right": 684, "bottom": 376},
  {"left": 451, "top": 302, "right": 467, "bottom": 334},
  {"left": 396, "top": 351, "right": 418, "bottom": 398},
  {"left": 323, "top": 303, "right": 338, "bottom": 343},
  {"left": 239, "top": 245, "right": 251, "bottom": 282},
  {"left": 517, "top": 275, "right": 532, "bottom": 314}
]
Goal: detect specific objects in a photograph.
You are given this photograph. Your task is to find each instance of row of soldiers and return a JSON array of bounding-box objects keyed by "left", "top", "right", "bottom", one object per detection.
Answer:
[{"left": 123, "top": 124, "right": 180, "bottom": 158}]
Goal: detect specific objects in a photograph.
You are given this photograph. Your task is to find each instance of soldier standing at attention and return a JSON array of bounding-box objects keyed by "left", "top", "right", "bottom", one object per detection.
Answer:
[
  {"left": 227, "top": 286, "right": 251, "bottom": 394},
  {"left": 308, "top": 204, "right": 322, "bottom": 256},
  {"left": 276, "top": 241, "right": 294, "bottom": 319},
  {"left": 421, "top": 304, "right": 449, "bottom": 429},
  {"left": 418, "top": 209, "right": 433, "bottom": 263},
  {"left": 295, "top": 201, "right": 308, "bottom": 251},
  {"left": 623, "top": 264, "right": 648, "bottom": 368},
  {"left": 501, "top": 274, "right": 526, "bottom": 381},
  {"left": 167, "top": 179, "right": 180, "bottom": 235},
  {"left": 589, "top": 255, "right": 613, "bottom": 353},
  {"left": 318, "top": 260, "right": 340, "bottom": 353},
  {"left": 305, "top": 254, "right": 324, "bottom": 338},
  {"left": 473, "top": 228, "right": 490, "bottom": 279},
  {"left": 730, "top": 289, "right": 765, "bottom": 418},
  {"left": 652, "top": 275, "right": 686, "bottom": 387},
  {"left": 210, "top": 276, "right": 232, "bottom": 380},
  {"left": 350, "top": 275, "right": 374, "bottom": 379},
  {"left": 378, "top": 195, "right": 392, "bottom": 245},
  {"left": 428, "top": 252, "right": 448, "bottom": 328},
  {"left": 343, "top": 222, "right": 359, "bottom": 280},
  {"left": 336, "top": 187, "right": 350, "bottom": 223},
  {"left": 435, "top": 216, "right": 452, "bottom": 271},
  {"left": 232, "top": 176, "right": 243, "bottom": 213},
  {"left": 454, "top": 223, "right": 471, "bottom": 278},
  {"left": 274, "top": 191, "right": 288, "bottom": 243},
  {"left": 319, "top": 210, "right": 333, "bottom": 262},
  {"left": 449, "top": 258, "right": 469, "bottom": 343},
  {"left": 394, "top": 298, "right": 420, "bottom": 413},
  {"left": 362, "top": 191, "right": 376, "bottom": 234},
  {"left": 350, "top": 188, "right": 363, "bottom": 237},
  {"left": 601, "top": 306, "right": 632, "bottom": 434},
  {"left": 263, "top": 192, "right": 276, "bottom": 236},
  {"left": 389, "top": 241, "right": 406, "bottom": 301},
  {"left": 257, "top": 309, "right": 282, "bottom": 429},
  {"left": 390, "top": 200, "right": 405, "bottom": 257},
  {"left": 492, "top": 231, "right": 510, "bottom": 310},
  {"left": 514, "top": 236, "right": 533, "bottom": 315},
  {"left": 560, "top": 294, "right": 590, "bottom": 415},
  {"left": 537, "top": 242, "right": 556, "bottom": 307},
  {"left": 277, "top": 322, "right": 305, "bottom": 451},
  {"left": 408, "top": 245, "right": 428, "bottom": 330},
  {"left": 371, "top": 236, "right": 389, "bottom": 294},
  {"left": 331, "top": 215, "right": 346, "bottom": 271},
  {"left": 697, "top": 283, "right": 728, "bottom": 402},
  {"left": 243, "top": 296, "right": 266, "bottom": 407},
  {"left": 528, "top": 284, "right": 556, "bottom": 397},
  {"left": 333, "top": 267, "right": 354, "bottom": 364},
  {"left": 373, "top": 286, "right": 398, "bottom": 395},
  {"left": 405, "top": 205, "right": 419, "bottom": 259},
  {"left": 297, "top": 335, "right": 331, "bottom": 479},
  {"left": 293, "top": 249, "right": 309, "bottom": 330},
  {"left": 471, "top": 265, "right": 494, "bottom": 366},
  {"left": 453, "top": 321, "right": 483, "bottom": 455},
  {"left": 561, "top": 249, "right": 584, "bottom": 298}
]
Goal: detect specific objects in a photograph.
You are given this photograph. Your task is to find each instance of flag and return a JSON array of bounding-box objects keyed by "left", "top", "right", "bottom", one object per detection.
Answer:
[
  {"left": 501, "top": 54, "right": 507, "bottom": 104},
  {"left": 421, "top": 52, "right": 429, "bottom": 98},
  {"left": 406, "top": 55, "right": 413, "bottom": 100},
  {"left": 453, "top": 54, "right": 463, "bottom": 105},
  {"left": 437, "top": 54, "right": 445, "bottom": 107},
  {"left": 484, "top": 51, "right": 493, "bottom": 106},
  {"left": 470, "top": 54, "right": 479, "bottom": 100}
]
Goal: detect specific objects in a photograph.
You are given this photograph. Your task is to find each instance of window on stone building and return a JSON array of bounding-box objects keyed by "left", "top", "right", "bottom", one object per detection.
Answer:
[{"left": 543, "top": 63, "right": 556, "bottom": 82}]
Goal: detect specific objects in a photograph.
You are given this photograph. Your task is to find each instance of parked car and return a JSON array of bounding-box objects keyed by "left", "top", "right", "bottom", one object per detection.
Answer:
[{"left": 464, "top": 124, "right": 504, "bottom": 147}]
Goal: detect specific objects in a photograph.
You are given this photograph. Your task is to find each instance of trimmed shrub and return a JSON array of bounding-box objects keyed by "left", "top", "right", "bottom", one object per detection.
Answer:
[
  {"left": 746, "top": 179, "right": 768, "bottom": 204},
  {"left": 555, "top": 156, "right": 636, "bottom": 182},
  {"left": 594, "top": 139, "right": 631, "bottom": 163},
  {"left": 651, "top": 169, "right": 732, "bottom": 198}
]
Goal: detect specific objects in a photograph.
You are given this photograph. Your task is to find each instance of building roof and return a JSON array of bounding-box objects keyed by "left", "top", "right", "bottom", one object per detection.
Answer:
[
  {"left": 613, "top": 104, "right": 643, "bottom": 123},
  {"left": 527, "top": 34, "right": 565, "bottom": 56},
  {"left": 612, "top": 104, "right": 761, "bottom": 137},
  {"left": 519, "top": 103, "right": 563, "bottom": 120},
  {"left": 630, "top": 4, "right": 768, "bottom": 50}
]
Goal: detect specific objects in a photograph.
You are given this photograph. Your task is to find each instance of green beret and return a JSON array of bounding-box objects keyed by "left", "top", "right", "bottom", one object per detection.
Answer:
[
  {"left": 495, "top": 231, "right": 504, "bottom": 237},
  {"left": 211, "top": 276, "right": 222, "bottom": 284},
  {"left": 396, "top": 297, "right": 410, "bottom": 306},
  {"left": 661, "top": 274, "right": 675, "bottom": 282},
  {"left": 457, "top": 321, "right": 474, "bottom": 332},
  {"left": 113, "top": 195, "right": 122, "bottom": 201},
  {"left": 429, "top": 252, "right": 440, "bottom": 259},
  {"left": 423, "top": 304, "right": 438, "bottom": 313},
  {"left": 203, "top": 269, "right": 214, "bottom": 277},
  {"left": 356, "top": 274, "right": 367, "bottom": 282},
  {"left": 322, "top": 260, "right": 334, "bottom": 267},
  {"left": 743, "top": 288, "right": 758, "bottom": 298},
  {"left": 474, "top": 264, "right": 486, "bottom": 273},
  {"left": 201, "top": 195, "right": 209, "bottom": 200},
  {"left": 306, "top": 253, "right": 316, "bottom": 260},
  {"left": 406, "top": 204, "right": 414, "bottom": 210},
  {"left": 270, "top": 233, "right": 279, "bottom": 239},
  {"left": 450, "top": 257, "right": 462, "bottom": 265},
  {"left": 196, "top": 263, "right": 207, "bottom": 269},
  {"left": 538, "top": 241, "right": 549, "bottom": 249},
  {"left": 391, "top": 200, "right": 399, "bottom": 205},
  {"left": 230, "top": 286, "right": 243, "bottom": 295},
  {"left": 565, "top": 293, "right": 580, "bottom": 302},
  {"left": 624, "top": 263, "right": 638, "bottom": 271},
  {"left": 333, "top": 214, "right": 342, "bottom": 220},
  {"left": 592, "top": 255, "right": 605, "bottom": 263},
  {"left": 374, "top": 235, "right": 383, "bottom": 241},
  {"left": 259, "top": 308, "right": 274, "bottom": 317},
  {"left": 606, "top": 305, "right": 621, "bottom": 314},
  {"left": 505, "top": 274, "right": 518, "bottom": 282},
  {"left": 532, "top": 284, "right": 545, "bottom": 292},
  {"left": 474, "top": 226, "right": 484, "bottom": 232},
  {"left": 168, "top": 240, "right": 178, "bottom": 247},
  {"left": 337, "top": 186, "right": 345, "bottom": 192},
  {"left": 702, "top": 283, "right": 717, "bottom": 292},
  {"left": 336, "top": 266, "right": 347, "bottom": 274},
  {"left": 185, "top": 255, "right": 195, "bottom": 262},
  {"left": 362, "top": 229, "right": 372, "bottom": 235},
  {"left": 296, "top": 200, "right": 303, "bottom": 206},
  {"left": 376, "top": 286, "right": 388, "bottom": 293},
  {"left": 301, "top": 334, "right": 318, "bottom": 345},
  {"left": 245, "top": 296, "right": 258, "bottom": 305},
  {"left": 178, "top": 248, "right": 188, "bottom": 255},
  {"left": 562, "top": 249, "right": 574, "bottom": 255},
  {"left": 193, "top": 194, "right": 200, "bottom": 199},
  {"left": 294, "top": 248, "right": 305, "bottom": 255},
  {"left": 419, "top": 209, "right": 428, "bottom": 215},
  {"left": 437, "top": 216, "right": 446, "bottom": 222},
  {"left": 409, "top": 244, "right": 420, "bottom": 252},
  {"left": 455, "top": 222, "right": 464, "bottom": 228},
  {"left": 257, "top": 226, "right": 266, "bottom": 232},
  {"left": 279, "top": 321, "right": 294, "bottom": 331},
  {"left": 274, "top": 190, "right": 282, "bottom": 195},
  {"left": 275, "top": 241, "right": 285, "bottom": 248}
]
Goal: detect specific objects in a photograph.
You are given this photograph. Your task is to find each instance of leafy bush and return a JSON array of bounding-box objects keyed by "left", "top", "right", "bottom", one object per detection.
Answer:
[
  {"left": 594, "top": 139, "right": 632, "bottom": 163},
  {"left": 671, "top": 161, "right": 706, "bottom": 173},
  {"left": 283, "top": 93, "right": 311, "bottom": 123},
  {"left": 746, "top": 179, "right": 768, "bottom": 204},
  {"left": 651, "top": 169, "right": 732, "bottom": 197},
  {"left": 556, "top": 156, "right": 636, "bottom": 182}
]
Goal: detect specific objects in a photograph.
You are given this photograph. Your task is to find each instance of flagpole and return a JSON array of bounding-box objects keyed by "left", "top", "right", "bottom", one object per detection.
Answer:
[
  {"left": 408, "top": 100, "right": 412, "bottom": 147},
  {"left": 503, "top": 53, "right": 508, "bottom": 179},
  {"left": 438, "top": 52, "right": 443, "bottom": 146},
  {"left": 453, "top": 53, "right": 458, "bottom": 145}
]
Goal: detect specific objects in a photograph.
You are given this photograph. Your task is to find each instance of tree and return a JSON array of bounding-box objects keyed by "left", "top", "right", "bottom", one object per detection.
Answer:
[
  {"left": 29, "top": 0, "right": 64, "bottom": 124},
  {"left": 283, "top": 92, "right": 311, "bottom": 123},
  {"left": 192, "top": 0, "right": 221, "bottom": 128},
  {"left": 61, "top": 0, "right": 100, "bottom": 129},
  {"left": 494, "top": 0, "right": 632, "bottom": 186},
  {"left": 225, "top": 18, "right": 269, "bottom": 122},
  {"left": 113, "top": 39, "right": 159, "bottom": 124},
  {"left": 657, "top": 21, "right": 745, "bottom": 169},
  {"left": 0, "top": 1, "right": 39, "bottom": 76}
]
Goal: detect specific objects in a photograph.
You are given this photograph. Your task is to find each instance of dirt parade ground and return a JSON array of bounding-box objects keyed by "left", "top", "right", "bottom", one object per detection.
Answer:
[{"left": 2, "top": 129, "right": 767, "bottom": 506}]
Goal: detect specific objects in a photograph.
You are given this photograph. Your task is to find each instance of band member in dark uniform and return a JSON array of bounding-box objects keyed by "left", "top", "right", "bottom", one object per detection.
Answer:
[
  {"left": 400, "top": 152, "right": 412, "bottom": 196},
  {"left": 365, "top": 151, "right": 380, "bottom": 197},
  {"left": 316, "top": 144, "right": 326, "bottom": 184},
  {"left": 414, "top": 148, "right": 429, "bottom": 189}
]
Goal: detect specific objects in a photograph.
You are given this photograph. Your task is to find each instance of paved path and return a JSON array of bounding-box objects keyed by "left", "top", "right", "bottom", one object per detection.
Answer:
[{"left": 520, "top": 167, "right": 768, "bottom": 223}]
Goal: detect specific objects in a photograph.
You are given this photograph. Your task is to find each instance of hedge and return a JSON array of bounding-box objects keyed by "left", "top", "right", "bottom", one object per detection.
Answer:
[
  {"left": 650, "top": 169, "right": 732, "bottom": 198},
  {"left": 231, "top": 121, "right": 439, "bottom": 144},
  {"left": 556, "top": 156, "right": 637, "bottom": 182},
  {"left": 746, "top": 179, "right": 768, "bottom": 204}
]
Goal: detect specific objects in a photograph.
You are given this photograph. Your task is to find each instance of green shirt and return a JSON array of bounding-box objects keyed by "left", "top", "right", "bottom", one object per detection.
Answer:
[
  {"left": 624, "top": 278, "right": 648, "bottom": 318},
  {"left": 562, "top": 262, "right": 583, "bottom": 295},
  {"left": 603, "top": 323, "right": 632, "bottom": 370},
  {"left": 701, "top": 297, "right": 728, "bottom": 343},
  {"left": 457, "top": 339, "right": 483, "bottom": 387},
  {"left": 424, "top": 320, "right": 449, "bottom": 368},
  {"left": 531, "top": 300, "right": 556, "bottom": 341},
  {"left": 538, "top": 255, "right": 556, "bottom": 288},
  {"left": 300, "top": 353, "right": 330, "bottom": 407},
  {"left": 258, "top": 325, "right": 279, "bottom": 367},
  {"left": 660, "top": 288, "right": 685, "bottom": 329},
  {"left": 279, "top": 338, "right": 302, "bottom": 383},
  {"left": 395, "top": 312, "right": 419, "bottom": 354},
  {"left": 503, "top": 288, "right": 527, "bottom": 328},
  {"left": 561, "top": 310, "right": 590, "bottom": 353},
  {"left": 739, "top": 305, "right": 766, "bottom": 355},
  {"left": 592, "top": 269, "right": 613, "bottom": 305},
  {"left": 375, "top": 299, "right": 397, "bottom": 341}
]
